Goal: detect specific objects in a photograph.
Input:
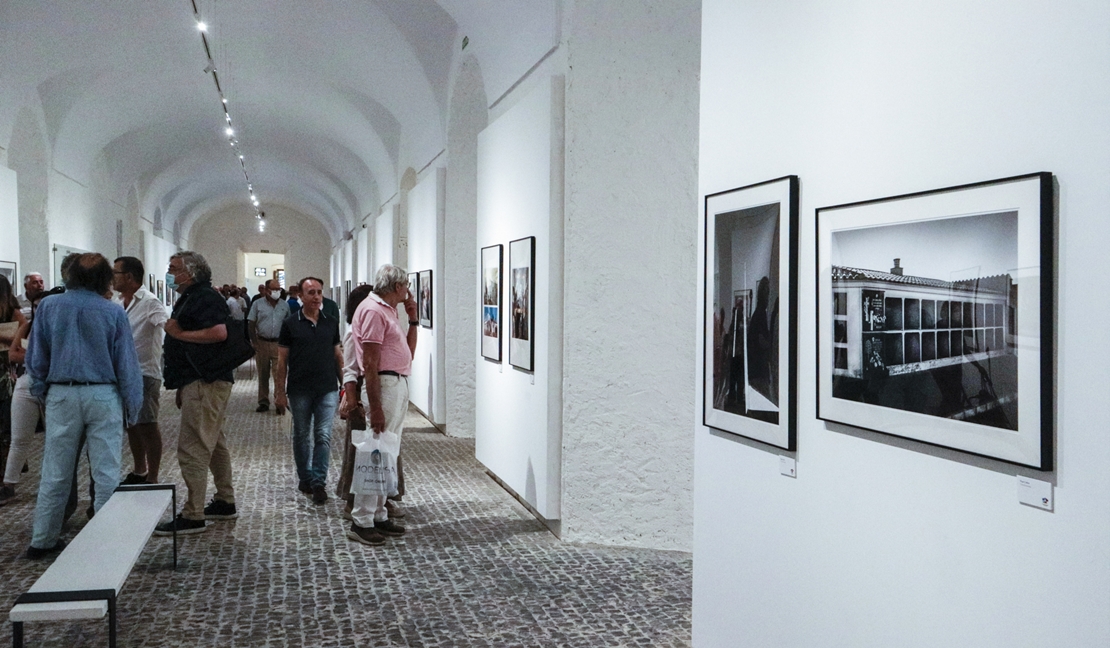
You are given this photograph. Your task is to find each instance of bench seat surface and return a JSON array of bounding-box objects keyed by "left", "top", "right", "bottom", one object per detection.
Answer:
[{"left": 10, "top": 490, "right": 172, "bottom": 622}]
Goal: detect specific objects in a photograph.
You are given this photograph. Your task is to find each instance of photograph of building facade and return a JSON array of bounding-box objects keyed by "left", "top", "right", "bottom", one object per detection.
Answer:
[{"left": 831, "top": 260, "right": 1017, "bottom": 429}]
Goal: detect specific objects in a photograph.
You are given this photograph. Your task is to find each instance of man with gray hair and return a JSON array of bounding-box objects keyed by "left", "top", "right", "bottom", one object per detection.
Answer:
[
  {"left": 16, "top": 272, "right": 44, "bottom": 320},
  {"left": 346, "top": 264, "right": 417, "bottom": 546},
  {"left": 155, "top": 251, "right": 237, "bottom": 536}
]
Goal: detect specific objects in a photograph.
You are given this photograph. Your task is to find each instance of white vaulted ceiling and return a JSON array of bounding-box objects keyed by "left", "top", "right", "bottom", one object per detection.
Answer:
[{"left": 0, "top": 0, "right": 558, "bottom": 245}]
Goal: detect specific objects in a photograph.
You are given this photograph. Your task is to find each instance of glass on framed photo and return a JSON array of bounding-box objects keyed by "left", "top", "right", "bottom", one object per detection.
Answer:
[
  {"left": 702, "top": 176, "right": 799, "bottom": 450},
  {"left": 817, "top": 172, "right": 1054, "bottom": 470},
  {"left": 480, "top": 244, "right": 503, "bottom": 362}
]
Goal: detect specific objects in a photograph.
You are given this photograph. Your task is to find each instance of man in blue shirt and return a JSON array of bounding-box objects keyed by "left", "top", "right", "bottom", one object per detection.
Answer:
[{"left": 25, "top": 253, "right": 143, "bottom": 558}]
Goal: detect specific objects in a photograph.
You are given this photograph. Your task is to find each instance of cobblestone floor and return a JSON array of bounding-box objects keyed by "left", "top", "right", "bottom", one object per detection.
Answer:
[{"left": 1, "top": 367, "right": 692, "bottom": 646}]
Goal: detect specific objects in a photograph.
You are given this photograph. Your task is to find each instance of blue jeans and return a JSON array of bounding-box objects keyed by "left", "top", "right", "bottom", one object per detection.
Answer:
[
  {"left": 31, "top": 384, "right": 124, "bottom": 549},
  {"left": 289, "top": 390, "right": 338, "bottom": 488}
]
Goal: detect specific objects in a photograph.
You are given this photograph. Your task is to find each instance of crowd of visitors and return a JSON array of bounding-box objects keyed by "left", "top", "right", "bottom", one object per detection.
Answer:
[{"left": 0, "top": 251, "right": 417, "bottom": 555}]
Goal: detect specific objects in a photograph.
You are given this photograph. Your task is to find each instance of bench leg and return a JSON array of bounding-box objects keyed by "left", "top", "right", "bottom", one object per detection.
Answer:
[
  {"left": 12, "top": 621, "right": 23, "bottom": 648},
  {"left": 108, "top": 596, "right": 117, "bottom": 648}
]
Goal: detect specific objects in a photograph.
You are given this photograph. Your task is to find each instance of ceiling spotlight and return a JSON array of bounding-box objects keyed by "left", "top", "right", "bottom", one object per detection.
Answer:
[
  {"left": 239, "top": 154, "right": 244, "bottom": 160},
  {"left": 203, "top": 60, "right": 216, "bottom": 75},
  {"left": 225, "top": 115, "right": 231, "bottom": 123},
  {"left": 221, "top": 97, "right": 228, "bottom": 104},
  {"left": 225, "top": 127, "right": 234, "bottom": 136},
  {"left": 197, "top": 21, "right": 208, "bottom": 32}
]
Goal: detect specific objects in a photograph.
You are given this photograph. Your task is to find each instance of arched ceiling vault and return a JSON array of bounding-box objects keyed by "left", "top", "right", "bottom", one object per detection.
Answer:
[{"left": 0, "top": 0, "right": 559, "bottom": 247}]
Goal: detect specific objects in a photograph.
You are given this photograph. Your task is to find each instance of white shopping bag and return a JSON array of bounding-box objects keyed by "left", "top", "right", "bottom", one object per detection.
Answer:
[{"left": 350, "top": 428, "right": 399, "bottom": 496}]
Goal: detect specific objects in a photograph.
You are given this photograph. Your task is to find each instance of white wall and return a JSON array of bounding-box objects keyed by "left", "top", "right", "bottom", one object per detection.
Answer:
[
  {"left": 0, "top": 166, "right": 18, "bottom": 272},
  {"left": 374, "top": 205, "right": 395, "bottom": 268},
  {"left": 406, "top": 167, "right": 446, "bottom": 425},
  {"left": 191, "top": 205, "right": 329, "bottom": 294},
  {"left": 475, "top": 77, "right": 563, "bottom": 521},
  {"left": 356, "top": 226, "right": 370, "bottom": 285},
  {"left": 560, "top": 0, "right": 700, "bottom": 551},
  {"left": 695, "top": 1, "right": 1110, "bottom": 646}
]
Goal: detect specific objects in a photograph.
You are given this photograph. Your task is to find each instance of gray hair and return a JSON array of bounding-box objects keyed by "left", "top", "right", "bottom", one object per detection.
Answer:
[
  {"left": 23, "top": 272, "right": 43, "bottom": 283},
  {"left": 170, "top": 250, "right": 213, "bottom": 284},
  {"left": 373, "top": 264, "right": 408, "bottom": 295}
]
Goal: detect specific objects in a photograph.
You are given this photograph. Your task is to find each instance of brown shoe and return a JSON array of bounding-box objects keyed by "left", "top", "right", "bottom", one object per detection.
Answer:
[
  {"left": 385, "top": 499, "right": 405, "bottom": 519},
  {"left": 347, "top": 524, "right": 386, "bottom": 546}
]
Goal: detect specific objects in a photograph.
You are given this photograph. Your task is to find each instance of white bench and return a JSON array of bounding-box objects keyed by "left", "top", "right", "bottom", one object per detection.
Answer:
[{"left": 10, "top": 484, "right": 177, "bottom": 648}]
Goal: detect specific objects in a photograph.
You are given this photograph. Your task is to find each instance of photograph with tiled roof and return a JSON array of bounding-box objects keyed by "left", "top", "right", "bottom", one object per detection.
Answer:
[{"left": 829, "top": 210, "right": 1019, "bottom": 430}]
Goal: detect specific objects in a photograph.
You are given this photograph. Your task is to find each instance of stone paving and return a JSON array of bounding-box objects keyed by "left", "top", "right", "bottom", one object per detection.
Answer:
[{"left": 1, "top": 368, "right": 692, "bottom": 646}]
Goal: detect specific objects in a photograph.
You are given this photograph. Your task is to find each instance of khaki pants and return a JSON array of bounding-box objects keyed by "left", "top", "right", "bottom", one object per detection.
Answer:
[
  {"left": 352, "top": 375, "right": 407, "bottom": 527},
  {"left": 178, "top": 380, "right": 234, "bottom": 520},
  {"left": 255, "top": 338, "right": 284, "bottom": 405}
]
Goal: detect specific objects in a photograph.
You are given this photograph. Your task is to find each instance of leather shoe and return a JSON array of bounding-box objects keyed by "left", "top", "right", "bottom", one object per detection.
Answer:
[
  {"left": 275, "top": 406, "right": 286, "bottom": 416},
  {"left": 26, "top": 540, "right": 66, "bottom": 560},
  {"left": 256, "top": 402, "right": 269, "bottom": 413},
  {"left": 312, "top": 484, "right": 328, "bottom": 505}
]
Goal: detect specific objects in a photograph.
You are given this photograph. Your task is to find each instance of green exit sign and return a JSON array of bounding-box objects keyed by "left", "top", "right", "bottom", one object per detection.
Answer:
[{"left": 260, "top": 249, "right": 269, "bottom": 253}]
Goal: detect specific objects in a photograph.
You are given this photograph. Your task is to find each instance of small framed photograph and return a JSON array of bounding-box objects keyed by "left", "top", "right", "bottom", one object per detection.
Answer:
[
  {"left": 157, "top": 279, "right": 165, "bottom": 305},
  {"left": 816, "top": 172, "right": 1054, "bottom": 470},
  {"left": 703, "top": 176, "right": 799, "bottom": 450},
  {"left": 418, "top": 269, "right": 433, "bottom": 328},
  {"left": 0, "top": 260, "right": 16, "bottom": 285},
  {"left": 408, "top": 272, "right": 419, "bottom": 309},
  {"left": 148, "top": 273, "right": 155, "bottom": 292},
  {"left": 480, "top": 244, "right": 503, "bottom": 362},
  {"left": 509, "top": 236, "right": 535, "bottom": 371}
]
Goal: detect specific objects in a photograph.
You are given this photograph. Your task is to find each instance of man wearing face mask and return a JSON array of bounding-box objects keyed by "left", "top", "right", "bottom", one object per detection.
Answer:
[
  {"left": 155, "top": 251, "right": 237, "bottom": 535},
  {"left": 246, "top": 278, "right": 290, "bottom": 414}
]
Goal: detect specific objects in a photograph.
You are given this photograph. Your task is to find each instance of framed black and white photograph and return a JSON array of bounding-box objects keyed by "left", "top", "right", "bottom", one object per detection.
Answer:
[
  {"left": 703, "top": 176, "right": 799, "bottom": 450},
  {"left": 408, "top": 272, "right": 419, "bottom": 311},
  {"left": 418, "top": 269, "right": 433, "bottom": 328},
  {"left": 508, "top": 236, "right": 535, "bottom": 372},
  {"left": 817, "top": 172, "right": 1053, "bottom": 470},
  {"left": 148, "top": 273, "right": 155, "bottom": 293},
  {"left": 481, "top": 244, "right": 503, "bottom": 362},
  {"left": 157, "top": 279, "right": 165, "bottom": 306},
  {"left": 0, "top": 260, "right": 16, "bottom": 285}
]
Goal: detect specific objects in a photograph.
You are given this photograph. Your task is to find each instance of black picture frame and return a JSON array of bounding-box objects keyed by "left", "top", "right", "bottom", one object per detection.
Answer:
[
  {"left": 157, "top": 279, "right": 165, "bottom": 306},
  {"left": 147, "top": 273, "right": 155, "bottom": 293},
  {"left": 480, "top": 244, "right": 503, "bottom": 362},
  {"left": 508, "top": 236, "right": 535, "bottom": 372},
  {"left": 418, "top": 269, "right": 433, "bottom": 328},
  {"left": 816, "top": 172, "right": 1054, "bottom": 470},
  {"left": 0, "top": 260, "right": 16, "bottom": 286},
  {"left": 703, "top": 176, "right": 799, "bottom": 450}
]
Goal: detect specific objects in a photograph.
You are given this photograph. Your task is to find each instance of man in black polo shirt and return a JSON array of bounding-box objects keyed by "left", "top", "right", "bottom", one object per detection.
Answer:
[
  {"left": 155, "top": 251, "right": 238, "bottom": 535},
  {"left": 275, "top": 277, "right": 342, "bottom": 505}
]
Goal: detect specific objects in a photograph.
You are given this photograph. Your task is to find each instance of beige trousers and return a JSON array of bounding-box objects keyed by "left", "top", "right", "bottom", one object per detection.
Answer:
[
  {"left": 178, "top": 379, "right": 234, "bottom": 520},
  {"left": 352, "top": 375, "right": 407, "bottom": 527},
  {"left": 255, "top": 338, "right": 284, "bottom": 405}
]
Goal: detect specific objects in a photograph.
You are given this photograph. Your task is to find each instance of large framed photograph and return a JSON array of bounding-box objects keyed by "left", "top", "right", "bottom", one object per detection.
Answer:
[
  {"left": 817, "top": 172, "right": 1053, "bottom": 470},
  {"left": 0, "top": 260, "right": 16, "bottom": 285},
  {"left": 418, "top": 269, "right": 433, "bottom": 328},
  {"left": 508, "top": 236, "right": 535, "bottom": 371},
  {"left": 703, "top": 176, "right": 799, "bottom": 450},
  {"left": 481, "top": 244, "right": 503, "bottom": 362}
]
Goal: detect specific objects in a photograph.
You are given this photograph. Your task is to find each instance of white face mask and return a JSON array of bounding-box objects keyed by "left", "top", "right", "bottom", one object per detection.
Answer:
[{"left": 270, "top": 290, "right": 282, "bottom": 300}]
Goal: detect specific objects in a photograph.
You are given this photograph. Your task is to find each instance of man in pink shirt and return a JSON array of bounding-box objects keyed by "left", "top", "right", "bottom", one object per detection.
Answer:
[{"left": 347, "top": 264, "right": 418, "bottom": 546}]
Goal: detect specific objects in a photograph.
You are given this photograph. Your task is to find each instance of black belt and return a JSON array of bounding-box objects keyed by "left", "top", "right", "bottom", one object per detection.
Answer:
[
  {"left": 378, "top": 371, "right": 402, "bottom": 377},
  {"left": 258, "top": 336, "right": 279, "bottom": 342},
  {"left": 49, "top": 381, "right": 111, "bottom": 386}
]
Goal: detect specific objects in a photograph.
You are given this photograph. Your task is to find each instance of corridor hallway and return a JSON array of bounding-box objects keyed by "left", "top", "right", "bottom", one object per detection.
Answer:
[{"left": 1, "top": 367, "right": 692, "bottom": 647}]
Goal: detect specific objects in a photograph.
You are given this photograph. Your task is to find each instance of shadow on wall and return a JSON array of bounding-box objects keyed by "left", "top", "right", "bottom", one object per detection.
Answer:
[
  {"left": 526, "top": 458, "right": 536, "bottom": 506},
  {"left": 427, "top": 353, "right": 434, "bottom": 422}
]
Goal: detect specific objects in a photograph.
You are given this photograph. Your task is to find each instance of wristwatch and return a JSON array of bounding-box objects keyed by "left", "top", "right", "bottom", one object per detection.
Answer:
[{"left": 409, "top": 320, "right": 419, "bottom": 326}]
